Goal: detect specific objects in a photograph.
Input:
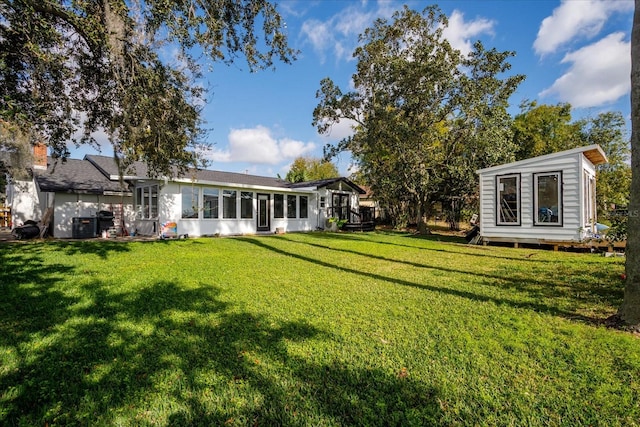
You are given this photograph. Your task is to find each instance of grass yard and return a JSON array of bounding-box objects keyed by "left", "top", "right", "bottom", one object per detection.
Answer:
[{"left": 0, "top": 231, "right": 638, "bottom": 426}]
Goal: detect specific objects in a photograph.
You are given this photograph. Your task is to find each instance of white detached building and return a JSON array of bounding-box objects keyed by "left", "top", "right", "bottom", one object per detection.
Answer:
[{"left": 476, "top": 144, "right": 608, "bottom": 247}]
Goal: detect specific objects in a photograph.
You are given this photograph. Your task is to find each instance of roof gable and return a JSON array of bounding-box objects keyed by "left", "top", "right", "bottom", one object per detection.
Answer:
[{"left": 35, "top": 158, "right": 129, "bottom": 194}]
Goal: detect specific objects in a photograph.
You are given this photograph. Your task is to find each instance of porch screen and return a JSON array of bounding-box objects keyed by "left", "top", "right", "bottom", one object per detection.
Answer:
[
  {"left": 223, "top": 190, "right": 237, "bottom": 219},
  {"left": 497, "top": 174, "right": 520, "bottom": 225},
  {"left": 203, "top": 188, "right": 219, "bottom": 219},
  {"left": 181, "top": 186, "right": 199, "bottom": 219}
]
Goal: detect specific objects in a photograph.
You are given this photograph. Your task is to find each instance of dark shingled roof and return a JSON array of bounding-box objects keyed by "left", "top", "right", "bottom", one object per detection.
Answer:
[
  {"left": 35, "top": 155, "right": 362, "bottom": 194},
  {"left": 288, "top": 177, "right": 366, "bottom": 194},
  {"left": 35, "top": 158, "right": 130, "bottom": 194}
]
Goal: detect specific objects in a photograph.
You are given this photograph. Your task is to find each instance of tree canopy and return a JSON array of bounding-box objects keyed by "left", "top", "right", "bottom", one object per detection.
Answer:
[
  {"left": 0, "top": 0, "right": 296, "bottom": 177},
  {"left": 513, "top": 103, "right": 631, "bottom": 217},
  {"left": 313, "top": 5, "right": 523, "bottom": 230},
  {"left": 284, "top": 156, "right": 339, "bottom": 183}
]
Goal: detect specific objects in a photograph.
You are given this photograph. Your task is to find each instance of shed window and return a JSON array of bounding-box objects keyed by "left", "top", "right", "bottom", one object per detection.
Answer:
[
  {"left": 497, "top": 174, "right": 520, "bottom": 225},
  {"left": 534, "top": 172, "right": 562, "bottom": 226}
]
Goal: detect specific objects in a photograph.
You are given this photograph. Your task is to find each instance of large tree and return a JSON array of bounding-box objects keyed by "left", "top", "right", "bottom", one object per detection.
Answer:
[
  {"left": 284, "top": 156, "right": 339, "bottom": 183},
  {"left": 0, "top": 0, "right": 295, "bottom": 177},
  {"left": 513, "top": 103, "right": 631, "bottom": 219},
  {"left": 617, "top": 0, "right": 640, "bottom": 329},
  {"left": 313, "top": 5, "right": 523, "bottom": 231},
  {"left": 512, "top": 101, "right": 584, "bottom": 160}
]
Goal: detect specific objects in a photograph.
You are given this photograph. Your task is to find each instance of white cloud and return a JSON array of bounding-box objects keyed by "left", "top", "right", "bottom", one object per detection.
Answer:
[
  {"left": 539, "top": 32, "right": 630, "bottom": 108},
  {"left": 442, "top": 10, "right": 495, "bottom": 56},
  {"left": 318, "top": 118, "right": 358, "bottom": 141},
  {"left": 207, "top": 126, "right": 315, "bottom": 165},
  {"left": 534, "top": 0, "right": 633, "bottom": 56},
  {"left": 300, "top": 2, "right": 394, "bottom": 63}
]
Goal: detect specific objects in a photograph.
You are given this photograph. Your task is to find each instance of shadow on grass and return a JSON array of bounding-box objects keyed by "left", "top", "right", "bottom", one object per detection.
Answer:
[
  {"left": 1, "top": 243, "right": 443, "bottom": 425},
  {"left": 240, "top": 236, "right": 623, "bottom": 325}
]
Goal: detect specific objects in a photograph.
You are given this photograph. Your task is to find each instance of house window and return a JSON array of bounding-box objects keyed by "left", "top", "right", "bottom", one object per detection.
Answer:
[
  {"left": 497, "top": 174, "right": 520, "bottom": 225},
  {"left": 241, "top": 191, "right": 253, "bottom": 219},
  {"left": 203, "top": 188, "right": 219, "bottom": 219},
  {"left": 299, "top": 196, "right": 308, "bottom": 219},
  {"left": 534, "top": 172, "right": 562, "bottom": 226},
  {"left": 274, "top": 194, "right": 284, "bottom": 218},
  {"left": 287, "top": 195, "right": 297, "bottom": 218},
  {"left": 136, "top": 184, "right": 158, "bottom": 219},
  {"left": 223, "top": 190, "right": 237, "bottom": 219},
  {"left": 182, "top": 186, "right": 199, "bottom": 219},
  {"left": 320, "top": 196, "right": 326, "bottom": 208}
]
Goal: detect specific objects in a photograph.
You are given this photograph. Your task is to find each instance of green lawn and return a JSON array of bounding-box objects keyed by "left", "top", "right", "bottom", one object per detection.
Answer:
[{"left": 1, "top": 231, "right": 638, "bottom": 426}]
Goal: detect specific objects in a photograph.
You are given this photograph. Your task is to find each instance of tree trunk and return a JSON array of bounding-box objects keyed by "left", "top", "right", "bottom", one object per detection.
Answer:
[{"left": 617, "top": 0, "right": 640, "bottom": 329}]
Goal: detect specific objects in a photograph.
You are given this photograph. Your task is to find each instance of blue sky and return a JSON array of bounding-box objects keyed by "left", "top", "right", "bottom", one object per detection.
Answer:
[{"left": 72, "top": 0, "right": 634, "bottom": 177}]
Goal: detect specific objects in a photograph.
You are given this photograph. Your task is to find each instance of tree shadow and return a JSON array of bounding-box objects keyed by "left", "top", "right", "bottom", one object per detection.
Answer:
[
  {"left": 1, "top": 260, "right": 444, "bottom": 425},
  {"left": 239, "top": 236, "right": 623, "bottom": 325}
]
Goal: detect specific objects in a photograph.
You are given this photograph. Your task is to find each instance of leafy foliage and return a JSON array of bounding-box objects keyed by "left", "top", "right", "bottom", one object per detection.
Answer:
[
  {"left": 284, "top": 156, "right": 339, "bottom": 183},
  {"left": 0, "top": 0, "right": 296, "bottom": 176},
  {"left": 513, "top": 103, "right": 631, "bottom": 219},
  {"left": 313, "top": 5, "right": 523, "bottom": 230}
]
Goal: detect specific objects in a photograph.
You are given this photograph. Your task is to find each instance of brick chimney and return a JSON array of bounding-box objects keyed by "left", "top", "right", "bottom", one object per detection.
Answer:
[{"left": 33, "top": 143, "right": 48, "bottom": 170}]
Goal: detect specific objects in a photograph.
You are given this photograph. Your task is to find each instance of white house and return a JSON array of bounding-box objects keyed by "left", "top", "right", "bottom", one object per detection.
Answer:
[
  {"left": 7, "top": 153, "right": 366, "bottom": 238},
  {"left": 476, "top": 144, "right": 608, "bottom": 247}
]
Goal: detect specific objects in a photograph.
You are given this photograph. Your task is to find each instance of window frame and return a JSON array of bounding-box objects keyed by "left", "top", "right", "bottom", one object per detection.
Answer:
[
  {"left": 203, "top": 188, "right": 219, "bottom": 219},
  {"left": 287, "top": 195, "right": 297, "bottom": 219},
  {"left": 181, "top": 186, "right": 200, "bottom": 219},
  {"left": 533, "top": 171, "right": 563, "bottom": 227},
  {"left": 299, "top": 195, "right": 308, "bottom": 219},
  {"left": 223, "top": 189, "right": 237, "bottom": 219},
  {"left": 135, "top": 184, "right": 159, "bottom": 219},
  {"left": 274, "top": 194, "right": 284, "bottom": 218},
  {"left": 496, "top": 173, "right": 521, "bottom": 226},
  {"left": 240, "top": 191, "right": 254, "bottom": 219}
]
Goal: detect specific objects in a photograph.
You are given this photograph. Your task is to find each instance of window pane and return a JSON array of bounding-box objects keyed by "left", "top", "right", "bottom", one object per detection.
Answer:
[
  {"left": 182, "top": 186, "right": 199, "bottom": 219},
  {"left": 223, "top": 190, "right": 237, "bottom": 219},
  {"left": 143, "top": 187, "right": 151, "bottom": 219},
  {"left": 136, "top": 187, "right": 143, "bottom": 219},
  {"left": 203, "top": 188, "right": 219, "bottom": 219},
  {"left": 274, "top": 194, "right": 284, "bottom": 218},
  {"left": 536, "top": 173, "right": 561, "bottom": 224},
  {"left": 299, "top": 196, "right": 308, "bottom": 218},
  {"left": 150, "top": 185, "right": 158, "bottom": 218},
  {"left": 498, "top": 176, "right": 519, "bottom": 224},
  {"left": 241, "top": 191, "right": 253, "bottom": 219},
  {"left": 287, "top": 195, "right": 297, "bottom": 218}
]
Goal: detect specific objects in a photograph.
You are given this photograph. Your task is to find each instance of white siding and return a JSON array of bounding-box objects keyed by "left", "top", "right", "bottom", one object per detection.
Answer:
[
  {"left": 478, "top": 151, "right": 595, "bottom": 244},
  {"left": 143, "top": 182, "right": 322, "bottom": 237},
  {"left": 52, "top": 193, "right": 134, "bottom": 238}
]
